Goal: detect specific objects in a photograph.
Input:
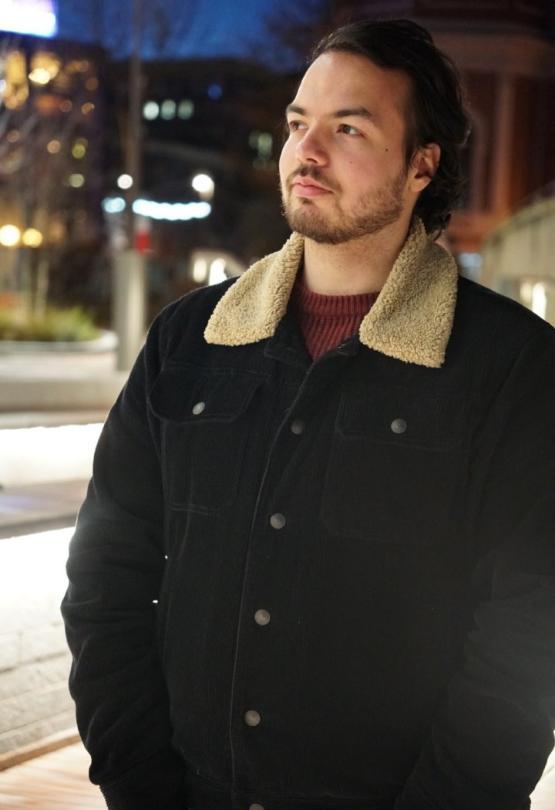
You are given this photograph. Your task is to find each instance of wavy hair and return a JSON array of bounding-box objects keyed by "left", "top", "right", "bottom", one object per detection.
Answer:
[{"left": 311, "top": 19, "right": 471, "bottom": 237}]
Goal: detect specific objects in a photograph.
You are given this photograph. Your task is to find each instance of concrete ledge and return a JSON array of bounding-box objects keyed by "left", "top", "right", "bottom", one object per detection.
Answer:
[
  {"left": 0, "top": 411, "right": 108, "bottom": 429},
  {"left": 0, "top": 375, "right": 126, "bottom": 412}
]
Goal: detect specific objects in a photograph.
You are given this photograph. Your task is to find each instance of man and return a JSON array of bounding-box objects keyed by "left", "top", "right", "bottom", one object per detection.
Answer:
[{"left": 62, "top": 19, "right": 555, "bottom": 810}]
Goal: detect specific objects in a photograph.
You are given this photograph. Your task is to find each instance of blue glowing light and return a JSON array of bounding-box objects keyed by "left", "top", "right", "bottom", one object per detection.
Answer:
[{"left": 0, "top": 0, "right": 57, "bottom": 37}]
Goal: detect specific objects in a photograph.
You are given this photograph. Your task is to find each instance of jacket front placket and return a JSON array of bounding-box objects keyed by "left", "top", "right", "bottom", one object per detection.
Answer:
[{"left": 225, "top": 315, "right": 359, "bottom": 806}]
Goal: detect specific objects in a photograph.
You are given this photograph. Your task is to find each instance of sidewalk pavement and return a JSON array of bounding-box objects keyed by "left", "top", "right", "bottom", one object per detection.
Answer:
[
  {"left": 0, "top": 479, "right": 88, "bottom": 539},
  {"left": 0, "top": 346, "right": 125, "bottom": 537}
]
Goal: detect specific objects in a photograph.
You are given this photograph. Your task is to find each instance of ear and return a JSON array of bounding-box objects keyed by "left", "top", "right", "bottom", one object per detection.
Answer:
[{"left": 408, "top": 143, "right": 441, "bottom": 194}]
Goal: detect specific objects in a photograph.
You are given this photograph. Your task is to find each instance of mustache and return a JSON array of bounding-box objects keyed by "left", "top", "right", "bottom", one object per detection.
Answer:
[{"left": 286, "top": 166, "right": 338, "bottom": 192}]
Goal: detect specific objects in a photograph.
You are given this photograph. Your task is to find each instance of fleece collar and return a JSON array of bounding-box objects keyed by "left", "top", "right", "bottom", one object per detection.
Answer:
[{"left": 204, "top": 218, "right": 459, "bottom": 368}]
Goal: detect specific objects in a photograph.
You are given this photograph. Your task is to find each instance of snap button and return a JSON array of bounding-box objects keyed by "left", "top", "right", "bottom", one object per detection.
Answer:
[
  {"left": 269, "top": 513, "right": 286, "bottom": 529},
  {"left": 254, "top": 609, "right": 271, "bottom": 626},
  {"left": 192, "top": 401, "right": 206, "bottom": 415},
  {"left": 290, "top": 419, "right": 305, "bottom": 435},
  {"left": 244, "top": 709, "right": 261, "bottom": 727},
  {"left": 390, "top": 417, "right": 407, "bottom": 434}
]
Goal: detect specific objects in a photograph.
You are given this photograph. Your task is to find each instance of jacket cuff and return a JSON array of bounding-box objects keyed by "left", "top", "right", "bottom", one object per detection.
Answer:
[{"left": 99, "top": 748, "right": 187, "bottom": 810}]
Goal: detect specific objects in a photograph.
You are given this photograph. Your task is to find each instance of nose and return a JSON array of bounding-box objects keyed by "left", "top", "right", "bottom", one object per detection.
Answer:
[{"left": 295, "top": 128, "right": 328, "bottom": 165}]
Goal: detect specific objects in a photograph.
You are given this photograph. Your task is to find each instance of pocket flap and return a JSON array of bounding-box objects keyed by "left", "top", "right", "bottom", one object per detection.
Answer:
[
  {"left": 337, "top": 385, "right": 463, "bottom": 452},
  {"left": 148, "top": 363, "right": 263, "bottom": 424}
]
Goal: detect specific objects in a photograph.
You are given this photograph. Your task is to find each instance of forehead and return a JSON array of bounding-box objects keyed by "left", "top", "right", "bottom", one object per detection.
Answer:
[{"left": 292, "top": 50, "right": 410, "bottom": 125}]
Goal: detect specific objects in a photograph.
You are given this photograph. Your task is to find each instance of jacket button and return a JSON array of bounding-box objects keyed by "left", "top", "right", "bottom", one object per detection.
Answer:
[
  {"left": 249, "top": 804, "right": 264, "bottom": 810},
  {"left": 244, "top": 709, "right": 261, "bottom": 727},
  {"left": 290, "top": 419, "right": 305, "bottom": 435},
  {"left": 192, "top": 401, "right": 206, "bottom": 415},
  {"left": 254, "top": 609, "right": 271, "bottom": 626},
  {"left": 390, "top": 417, "right": 407, "bottom": 434},
  {"left": 270, "top": 513, "right": 286, "bottom": 529}
]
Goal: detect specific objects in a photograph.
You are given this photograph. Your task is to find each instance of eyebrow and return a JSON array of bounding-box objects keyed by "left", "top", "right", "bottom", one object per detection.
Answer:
[{"left": 285, "top": 103, "right": 375, "bottom": 121}]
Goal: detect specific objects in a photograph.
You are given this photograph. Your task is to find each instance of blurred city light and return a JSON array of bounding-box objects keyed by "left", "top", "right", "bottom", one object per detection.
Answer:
[
  {"left": 46, "top": 139, "right": 61, "bottom": 154},
  {"left": 132, "top": 199, "right": 211, "bottom": 222},
  {"left": 22, "top": 228, "right": 43, "bottom": 248},
  {"left": 72, "top": 140, "right": 87, "bottom": 159},
  {"left": 0, "top": 0, "right": 57, "bottom": 38},
  {"left": 531, "top": 283, "right": 547, "bottom": 320},
  {"left": 102, "top": 196, "right": 126, "bottom": 214},
  {"left": 520, "top": 280, "right": 549, "bottom": 321},
  {"left": 0, "top": 225, "right": 21, "bottom": 247},
  {"left": 4, "top": 51, "right": 29, "bottom": 109},
  {"left": 117, "top": 173, "right": 133, "bottom": 190},
  {"left": 160, "top": 99, "right": 177, "bottom": 120},
  {"left": 208, "top": 258, "right": 227, "bottom": 285},
  {"left": 192, "top": 173, "right": 215, "bottom": 196},
  {"left": 102, "top": 197, "right": 212, "bottom": 222},
  {"left": 178, "top": 99, "right": 194, "bottom": 119},
  {"left": 28, "top": 67, "right": 52, "bottom": 85},
  {"left": 68, "top": 173, "right": 85, "bottom": 188},
  {"left": 207, "top": 83, "right": 223, "bottom": 100},
  {"left": 192, "top": 258, "right": 208, "bottom": 283},
  {"left": 143, "top": 100, "right": 159, "bottom": 120}
]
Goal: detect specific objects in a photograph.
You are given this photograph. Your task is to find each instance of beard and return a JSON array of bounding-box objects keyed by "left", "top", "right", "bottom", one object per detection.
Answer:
[{"left": 281, "top": 166, "right": 407, "bottom": 245}]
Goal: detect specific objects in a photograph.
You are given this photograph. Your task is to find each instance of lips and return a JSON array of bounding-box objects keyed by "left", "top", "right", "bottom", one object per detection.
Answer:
[{"left": 291, "top": 177, "right": 331, "bottom": 197}]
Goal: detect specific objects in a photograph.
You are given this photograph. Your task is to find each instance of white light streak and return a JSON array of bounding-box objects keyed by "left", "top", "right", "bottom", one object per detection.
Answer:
[{"left": 132, "top": 199, "right": 211, "bottom": 222}]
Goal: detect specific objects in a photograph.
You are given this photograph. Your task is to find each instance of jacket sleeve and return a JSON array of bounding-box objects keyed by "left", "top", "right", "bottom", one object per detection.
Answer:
[
  {"left": 61, "top": 310, "right": 186, "bottom": 810},
  {"left": 395, "top": 328, "right": 555, "bottom": 810}
]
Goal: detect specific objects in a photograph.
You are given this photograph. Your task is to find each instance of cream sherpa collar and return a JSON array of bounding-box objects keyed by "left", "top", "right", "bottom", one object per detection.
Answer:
[{"left": 204, "top": 218, "right": 459, "bottom": 368}]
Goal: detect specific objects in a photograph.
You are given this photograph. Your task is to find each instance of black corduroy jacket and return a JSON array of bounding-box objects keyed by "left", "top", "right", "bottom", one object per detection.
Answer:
[{"left": 62, "top": 220, "right": 555, "bottom": 810}]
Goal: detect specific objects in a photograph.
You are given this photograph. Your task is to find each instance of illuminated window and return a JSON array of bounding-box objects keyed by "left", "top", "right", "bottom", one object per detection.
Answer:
[
  {"left": 7, "top": 129, "right": 21, "bottom": 143},
  {"left": 60, "top": 99, "right": 72, "bottom": 112},
  {"left": 46, "top": 139, "right": 61, "bottom": 154}
]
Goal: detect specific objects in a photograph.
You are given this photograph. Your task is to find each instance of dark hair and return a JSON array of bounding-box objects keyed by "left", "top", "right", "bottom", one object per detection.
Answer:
[{"left": 311, "top": 19, "right": 471, "bottom": 237}]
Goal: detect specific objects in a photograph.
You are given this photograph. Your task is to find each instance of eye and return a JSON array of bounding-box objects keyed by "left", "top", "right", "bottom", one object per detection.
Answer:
[
  {"left": 337, "top": 123, "right": 361, "bottom": 136},
  {"left": 287, "top": 119, "right": 306, "bottom": 133}
]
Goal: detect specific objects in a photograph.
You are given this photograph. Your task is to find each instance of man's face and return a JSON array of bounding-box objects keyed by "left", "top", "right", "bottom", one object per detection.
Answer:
[{"left": 279, "top": 50, "right": 417, "bottom": 244}]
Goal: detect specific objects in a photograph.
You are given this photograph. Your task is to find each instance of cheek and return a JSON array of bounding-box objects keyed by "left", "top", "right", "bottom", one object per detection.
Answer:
[{"left": 279, "top": 139, "right": 296, "bottom": 180}]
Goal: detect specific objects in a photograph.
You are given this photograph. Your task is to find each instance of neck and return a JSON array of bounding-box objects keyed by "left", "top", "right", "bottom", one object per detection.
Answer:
[{"left": 302, "top": 216, "right": 412, "bottom": 295}]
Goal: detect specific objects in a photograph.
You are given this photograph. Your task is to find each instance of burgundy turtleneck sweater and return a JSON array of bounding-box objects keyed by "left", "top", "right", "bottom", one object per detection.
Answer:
[{"left": 291, "top": 276, "right": 380, "bottom": 361}]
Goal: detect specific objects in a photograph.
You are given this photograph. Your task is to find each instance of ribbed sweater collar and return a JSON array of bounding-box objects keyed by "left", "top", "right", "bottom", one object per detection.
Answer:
[{"left": 292, "top": 276, "right": 379, "bottom": 317}]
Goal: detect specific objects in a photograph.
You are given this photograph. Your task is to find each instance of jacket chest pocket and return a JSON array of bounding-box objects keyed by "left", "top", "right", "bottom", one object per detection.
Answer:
[
  {"left": 320, "top": 385, "right": 467, "bottom": 544},
  {"left": 148, "top": 364, "right": 263, "bottom": 513}
]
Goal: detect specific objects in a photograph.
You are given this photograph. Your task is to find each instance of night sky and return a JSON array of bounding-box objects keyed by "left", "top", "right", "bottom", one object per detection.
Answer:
[{"left": 56, "top": 0, "right": 319, "bottom": 68}]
